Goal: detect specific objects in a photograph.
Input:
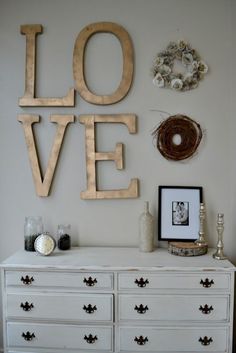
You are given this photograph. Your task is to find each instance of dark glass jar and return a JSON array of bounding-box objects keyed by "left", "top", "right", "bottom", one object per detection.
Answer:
[{"left": 57, "top": 224, "right": 71, "bottom": 250}]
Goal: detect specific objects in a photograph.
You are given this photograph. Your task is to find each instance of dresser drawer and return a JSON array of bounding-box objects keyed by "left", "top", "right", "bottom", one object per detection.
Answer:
[
  {"left": 6, "top": 270, "right": 113, "bottom": 290},
  {"left": 118, "top": 272, "right": 230, "bottom": 291},
  {"left": 119, "top": 294, "right": 229, "bottom": 322},
  {"left": 7, "top": 293, "right": 113, "bottom": 322},
  {"left": 118, "top": 326, "right": 228, "bottom": 352},
  {"left": 7, "top": 322, "right": 113, "bottom": 351}
]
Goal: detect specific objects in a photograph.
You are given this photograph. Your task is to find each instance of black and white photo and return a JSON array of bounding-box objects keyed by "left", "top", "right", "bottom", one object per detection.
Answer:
[
  {"left": 158, "top": 186, "right": 203, "bottom": 241},
  {"left": 172, "top": 201, "right": 189, "bottom": 226}
]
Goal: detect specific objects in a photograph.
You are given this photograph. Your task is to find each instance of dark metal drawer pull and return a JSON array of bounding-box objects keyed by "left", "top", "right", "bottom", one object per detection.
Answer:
[
  {"left": 83, "top": 304, "right": 97, "bottom": 313},
  {"left": 134, "top": 304, "right": 149, "bottom": 314},
  {"left": 83, "top": 277, "right": 97, "bottom": 287},
  {"left": 21, "top": 275, "right": 34, "bottom": 285},
  {"left": 134, "top": 336, "right": 148, "bottom": 345},
  {"left": 134, "top": 277, "right": 149, "bottom": 288},
  {"left": 22, "top": 331, "right": 35, "bottom": 341},
  {"left": 20, "top": 301, "right": 34, "bottom": 311},
  {"left": 200, "top": 278, "right": 214, "bottom": 288},
  {"left": 199, "top": 336, "right": 213, "bottom": 346},
  {"left": 199, "top": 304, "right": 214, "bottom": 314},
  {"left": 84, "top": 334, "right": 98, "bottom": 344}
]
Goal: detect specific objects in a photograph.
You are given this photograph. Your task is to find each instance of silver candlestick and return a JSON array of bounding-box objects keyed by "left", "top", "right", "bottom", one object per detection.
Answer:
[
  {"left": 195, "top": 203, "right": 207, "bottom": 246},
  {"left": 213, "top": 213, "right": 227, "bottom": 260}
]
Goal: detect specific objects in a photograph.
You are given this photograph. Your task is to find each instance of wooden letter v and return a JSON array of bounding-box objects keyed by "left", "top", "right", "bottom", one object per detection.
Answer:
[{"left": 18, "top": 114, "right": 74, "bottom": 196}]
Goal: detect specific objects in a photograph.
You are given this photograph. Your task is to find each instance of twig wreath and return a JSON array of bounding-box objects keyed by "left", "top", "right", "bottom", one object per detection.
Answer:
[
  {"left": 152, "top": 115, "right": 203, "bottom": 161},
  {"left": 152, "top": 40, "right": 208, "bottom": 91}
]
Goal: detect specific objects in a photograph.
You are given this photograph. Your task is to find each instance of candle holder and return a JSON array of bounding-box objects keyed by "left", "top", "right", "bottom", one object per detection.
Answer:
[
  {"left": 195, "top": 203, "right": 207, "bottom": 246},
  {"left": 213, "top": 213, "right": 227, "bottom": 260}
]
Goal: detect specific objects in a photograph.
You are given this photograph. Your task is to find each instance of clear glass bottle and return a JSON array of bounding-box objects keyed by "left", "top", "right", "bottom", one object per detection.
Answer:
[
  {"left": 57, "top": 224, "right": 71, "bottom": 250},
  {"left": 139, "top": 201, "right": 154, "bottom": 252},
  {"left": 24, "top": 216, "right": 43, "bottom": 251}
]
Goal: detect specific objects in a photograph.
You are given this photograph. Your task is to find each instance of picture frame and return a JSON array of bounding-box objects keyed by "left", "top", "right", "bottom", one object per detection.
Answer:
[{"left": 158, "top": 186, "right": 203, "bottom": 241}]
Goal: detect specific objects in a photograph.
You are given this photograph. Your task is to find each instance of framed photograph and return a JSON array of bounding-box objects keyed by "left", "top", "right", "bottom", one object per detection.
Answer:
[{"left": 158, "top": 186, "right": 203, "bottom": 241}]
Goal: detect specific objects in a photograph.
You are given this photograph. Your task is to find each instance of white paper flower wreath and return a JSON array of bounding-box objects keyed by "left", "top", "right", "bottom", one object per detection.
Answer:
[{"left": 152, "top": 40, "right": 208, "bottom": 91}]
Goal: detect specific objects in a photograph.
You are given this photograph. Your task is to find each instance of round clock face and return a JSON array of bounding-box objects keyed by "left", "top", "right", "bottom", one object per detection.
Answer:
[{"left": 34, "top": 234, "right": 56, "bottom": 256}]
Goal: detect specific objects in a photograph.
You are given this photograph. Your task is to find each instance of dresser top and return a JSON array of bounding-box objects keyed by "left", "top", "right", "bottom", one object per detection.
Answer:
[{"left": 1, "top": 247, "right": 235, "bottom": 271}]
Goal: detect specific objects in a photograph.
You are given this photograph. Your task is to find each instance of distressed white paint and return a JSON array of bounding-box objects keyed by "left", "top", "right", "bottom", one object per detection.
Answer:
[
  {"left": 1, "top": 247, "right": 235, "bottom": 271},
  {"left": 1, "top": 247, "right": 235, "bottom": 352}
]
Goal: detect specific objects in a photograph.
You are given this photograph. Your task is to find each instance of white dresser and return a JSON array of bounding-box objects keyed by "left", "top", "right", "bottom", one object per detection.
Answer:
[{"left": 1, "top": 247, "right": 235, "bottom": 353}]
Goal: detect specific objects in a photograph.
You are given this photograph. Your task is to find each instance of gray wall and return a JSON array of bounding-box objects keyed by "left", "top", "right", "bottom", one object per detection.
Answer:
[{"left": 0, "top": 0, "right": 236, "bottom": 350}]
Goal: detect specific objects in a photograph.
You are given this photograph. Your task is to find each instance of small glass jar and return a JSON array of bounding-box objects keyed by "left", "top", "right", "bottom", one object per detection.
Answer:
[
  {"left": 57, "top": 224, "right": 71, "bottom": 250},
  {"left": 24, "top": 216, "right": 43, "bottom": 251}
]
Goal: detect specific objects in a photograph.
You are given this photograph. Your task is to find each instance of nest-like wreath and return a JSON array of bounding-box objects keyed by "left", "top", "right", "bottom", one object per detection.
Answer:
[
  {"left": 152, "top": 40, "right": 208, "bottom": 91},
  {"left": 152, "top": 115, "right": 203, "bottom": 161}
]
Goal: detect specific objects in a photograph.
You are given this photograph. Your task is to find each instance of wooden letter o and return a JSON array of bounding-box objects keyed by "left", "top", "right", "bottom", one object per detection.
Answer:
[{"left": 73, "top": 22, "right": 134, "bottom": 105}]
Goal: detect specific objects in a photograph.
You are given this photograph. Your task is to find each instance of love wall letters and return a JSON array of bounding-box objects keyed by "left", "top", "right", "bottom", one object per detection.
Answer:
[{"left": 18, "top": 22, "right": 139, "bottom": 199}]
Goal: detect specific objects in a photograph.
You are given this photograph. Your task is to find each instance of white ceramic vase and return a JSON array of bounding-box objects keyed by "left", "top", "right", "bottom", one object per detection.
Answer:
[{"left": 139, "top": 201, "right": 154, "bottom": 252}]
